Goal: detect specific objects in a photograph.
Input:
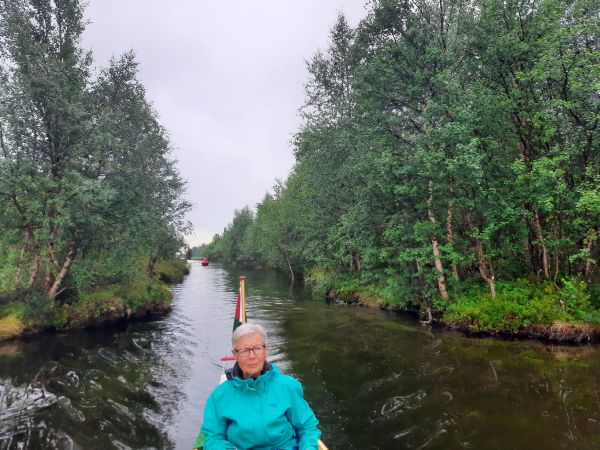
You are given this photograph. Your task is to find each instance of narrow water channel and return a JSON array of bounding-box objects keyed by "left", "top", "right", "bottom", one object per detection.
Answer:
[{"left": 2, "top": 262, "right": 600, "bottom": 449}]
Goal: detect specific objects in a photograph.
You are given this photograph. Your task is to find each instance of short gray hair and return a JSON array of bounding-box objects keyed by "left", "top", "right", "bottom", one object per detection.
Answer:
[{"left": 232, "top": 323, "right": 267, "bottom": 349}]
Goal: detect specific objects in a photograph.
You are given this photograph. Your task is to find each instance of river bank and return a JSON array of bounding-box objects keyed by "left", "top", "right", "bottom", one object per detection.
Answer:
[
  {"left": 0, "top": 259, "right": 189, "bottom": 342},
  {"left": 309, "top": 270, "right": 600, "bottom": 344},
  {"left": 4, "top": 263, "right": 600, "bottom": 449},
  {"left": 331, "top": 296, "right": 600, "bottom": 344}
]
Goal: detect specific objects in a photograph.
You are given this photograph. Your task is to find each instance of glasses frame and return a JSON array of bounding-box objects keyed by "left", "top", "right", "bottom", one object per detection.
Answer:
[{"left": 233, "top": 344, "right": 266, "bottom": 358}]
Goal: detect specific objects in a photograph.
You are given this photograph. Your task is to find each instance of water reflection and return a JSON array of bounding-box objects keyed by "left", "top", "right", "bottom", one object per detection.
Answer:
[
  {"left": 0, "top": 330, "right": 174, "bottom": 449},
  {"left": 277, "top": 296, "right": 600, "bottom": 449},
  {"left": 2, "top": 263, "right": 600, "bottom": 449}
]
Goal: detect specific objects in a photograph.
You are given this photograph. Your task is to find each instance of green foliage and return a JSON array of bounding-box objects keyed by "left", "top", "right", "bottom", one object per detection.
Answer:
[
  {"left": 326, "top": 273, "right": 362, "bottom": 298},
  {"left": 589, "top": 283, "right": 600, "bottom": 310},
  {"left": 558, "top": 277, "right": 591, "bottom": 320},
  {"left": 190, "top": 244, "right": 208, "bottom": 259},
  {"left": 0, "top": 248, "right": 19, "bottom": 295},
  {"left": 14, "top": 275, "right": 173, "bottom": 332},
  {"left": 69, "top": 249, "right": 139, "bottom": 291},
  {"left": 377, "top": 277, "right": 412, "bottom": 308},
  {"left": 445, "top": 278, "right": 596, "bottom": 331},
  {"left": 0, "top": 2, "right": 191, "bottom": 338},
  {"left": 0, "top": 246, "right": 177, "bottom": 335},
  {"left": 20, "top": 293, "right": 54, "bottom": 323},
  {"left": 306, "top": 267, "right": 413, "bottom": 308},
  {"left": 154, "top": 259, "right": 189, "bottom": 284},
  {"left": 205, "top": 0, "right": 599, "bottom": 331},
  {"left": 67, "top": 289, "right": 126, "bottom": 327},
  {"left": 116, "top": 279, "right": 171, "bottom": 313},
  {"left": 0, "top": 303, "right": 20, "bottom": 321},
  {"left": 0, "top": 0, "right": 189, "bottom": 301},
  {"left": 0, "top": 305, "right": 24, "bottom": 338},
  {"left": 445, "top": 293, "right": 565, "bottom": 332},
  {"left": 19, "top": 293, "right": 67, "bottom": 328},
  {"left": 218, "top": 207, "right": 256, "bottom": 265},
  {"left": 203, "top": 234, "right": 223, "bottom": 261}
]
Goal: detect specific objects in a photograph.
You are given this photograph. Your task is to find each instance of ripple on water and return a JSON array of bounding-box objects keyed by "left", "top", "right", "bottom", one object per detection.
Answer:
[
  {"left": 107, "top": 398, "right": 136, "bottom": 422},
  {"left": 0, "top": 380, "right": 59, "bottom": 425},
  {"left": 0, "top": 380, "right": 63, "bottom": 449},
  {"left": 97, "top": 349, "right": 128, "bottom": 368},
  {"left": 57, "top": 397, "right": 86, "bottom": 423},
  {"left": 405, "top": 414, "right": 454, "bottom": 449},
  {"left": 358, "top": 371, "right": 404, "bottom": 397},
  {"left": 377, "top": 389, "right": 428, "bottom": 421},
  {"left": 131, "top": 336, "right": 152, "bottom": 350},
  {"left": 111, "top": 439, "right": 133, "bottom": 450}
]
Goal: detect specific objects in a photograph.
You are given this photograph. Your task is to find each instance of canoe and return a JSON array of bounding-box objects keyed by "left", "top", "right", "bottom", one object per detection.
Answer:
[{"left": 193, "top": 276, "right": 328, "bottom": 450}]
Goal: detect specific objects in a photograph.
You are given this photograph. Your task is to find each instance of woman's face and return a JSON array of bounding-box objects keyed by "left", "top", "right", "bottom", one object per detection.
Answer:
[{"left": 233, "top": 332, "right": 267, "bottom": 379}]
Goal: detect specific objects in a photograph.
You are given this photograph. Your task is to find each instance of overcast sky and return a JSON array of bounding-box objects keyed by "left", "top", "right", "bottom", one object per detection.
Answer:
[{"left": 81, "top": 1, "right": 368, "bottom": 246}]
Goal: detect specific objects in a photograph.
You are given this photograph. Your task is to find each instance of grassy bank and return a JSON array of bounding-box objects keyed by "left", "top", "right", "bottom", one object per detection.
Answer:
[
  {"left": 154, "top": 258, "right": 190, "bottom": 283},
  {"left": 0, "top": 259, "right": 189, "bottom": 341},
  {"left": 306, "top": 269, "right": 600, "bottom": 344}
]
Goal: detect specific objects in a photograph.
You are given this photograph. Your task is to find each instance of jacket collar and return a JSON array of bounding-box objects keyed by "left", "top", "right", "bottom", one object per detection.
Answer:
[
  {"left": 226, "top": 362, "right": 277, "bottom": 391},
  {"left": 228, "top": 361, "right": 272, "bottom": 380}
]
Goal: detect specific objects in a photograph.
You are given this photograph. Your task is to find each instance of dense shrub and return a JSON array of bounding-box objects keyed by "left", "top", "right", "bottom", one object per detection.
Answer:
[
  {"left": 67, "top": 290, "right": 125, "bottom": 327},
  {"left": 444, "top": 278, "right": 596, "bottom": 331},
  {"left": 155, "top": 259, "right": 189, "bottom": 283}
]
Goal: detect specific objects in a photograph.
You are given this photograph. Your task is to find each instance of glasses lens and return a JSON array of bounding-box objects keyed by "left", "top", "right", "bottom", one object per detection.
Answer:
[{"left": 237, "top": 346, "right": 264, "bottom": 357}]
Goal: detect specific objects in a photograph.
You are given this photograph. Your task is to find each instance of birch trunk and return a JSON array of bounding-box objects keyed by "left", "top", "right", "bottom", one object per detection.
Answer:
[
  {"left": 446, "top": 199, "right": 459, "bottom": 280},
  {"left": 47, "top": 242, "right": 60, "bottom": 269},
  {"left": 533, "top": 211, "right": 550, "bottom": 279},
  {"left": 428, "top": 180, "right": 449, "bottom": 300},
  {"left": 47, "top": 245, "right": 76, "bottom": 299},
  {"left": 285, "top": 252, "right": 295, "bottom": 283},
  {"left": 466, "top": 211, "right": 496, "bottom": 297}
]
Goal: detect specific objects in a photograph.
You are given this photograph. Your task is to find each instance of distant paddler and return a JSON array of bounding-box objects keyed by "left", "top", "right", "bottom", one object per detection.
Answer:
[{"left": 201, "top": 257, "right": 209, "bottom": 267}]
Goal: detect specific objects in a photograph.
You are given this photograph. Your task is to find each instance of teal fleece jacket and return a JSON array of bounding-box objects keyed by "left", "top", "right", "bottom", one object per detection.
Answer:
[{"left": 200, "top": 362, "right": 320, "bottom": 450}]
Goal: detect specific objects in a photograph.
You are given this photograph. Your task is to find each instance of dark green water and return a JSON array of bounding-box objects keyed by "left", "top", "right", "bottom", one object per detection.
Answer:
[{"left": 2, "top": 263, "right": 600, "bottom": 449}]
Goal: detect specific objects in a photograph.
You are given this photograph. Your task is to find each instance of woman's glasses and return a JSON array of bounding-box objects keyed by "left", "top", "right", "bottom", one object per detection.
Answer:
[{"left": 234, "top": 345, "right": 266, "bottom": 357}]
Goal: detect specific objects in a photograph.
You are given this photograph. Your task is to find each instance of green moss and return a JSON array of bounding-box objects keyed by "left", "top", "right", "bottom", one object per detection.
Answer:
[
  {"left": 155, "top": 259, "right": 189, "bottom": 283},
  {"left": 305, "top": 269, "right": 361, "bottom": 298},
  {"left": 306, "top": 268, "right": 410, "bottom": 307},
  {"left": 119, "top": 279, "right": 171, "bottom": 313},
  {"left": 0, "top": 303, "right": 20, "bottom": 320},
  {"left": 19, "top": 294, "right": 68, "bottom": 328},
  {"left": 0, "top": 258, "right": 186, "bottom": 338},
  {"left": 67, "top": 290, "right": 126, "bottom": 327},
  {"left": 0, "top": 305, "right": 24, "bottom": 338},
  {"left": 307, "top": 269, "right": 600, "bottom": 335},
  {"left": 444, "top": 278, "right": 597, "bottom": 331},
  {"left": 73, "top": 278, "right": 172, "bottom": 324}
]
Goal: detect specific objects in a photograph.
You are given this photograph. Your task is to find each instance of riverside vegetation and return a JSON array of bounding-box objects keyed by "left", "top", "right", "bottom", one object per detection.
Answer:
[
  {"left": 0, "top": 2, "right": 190, "bottom": 339},
  {"left": 200, "top": 0, "right": 600, "bottom": 342}
]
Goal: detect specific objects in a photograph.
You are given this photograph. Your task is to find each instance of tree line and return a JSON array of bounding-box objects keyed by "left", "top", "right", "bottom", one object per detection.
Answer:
[
  {"left": 0, "top": 0, "right": 189, "bottom": 303},
  {"left": 205, "top": 0, "right": 599, "bottom": 311}
]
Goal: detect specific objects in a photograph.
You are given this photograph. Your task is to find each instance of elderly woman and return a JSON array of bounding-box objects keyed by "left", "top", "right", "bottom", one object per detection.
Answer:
[{"left": 199, "top": 323, "right": 321, "bottom": 450}]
